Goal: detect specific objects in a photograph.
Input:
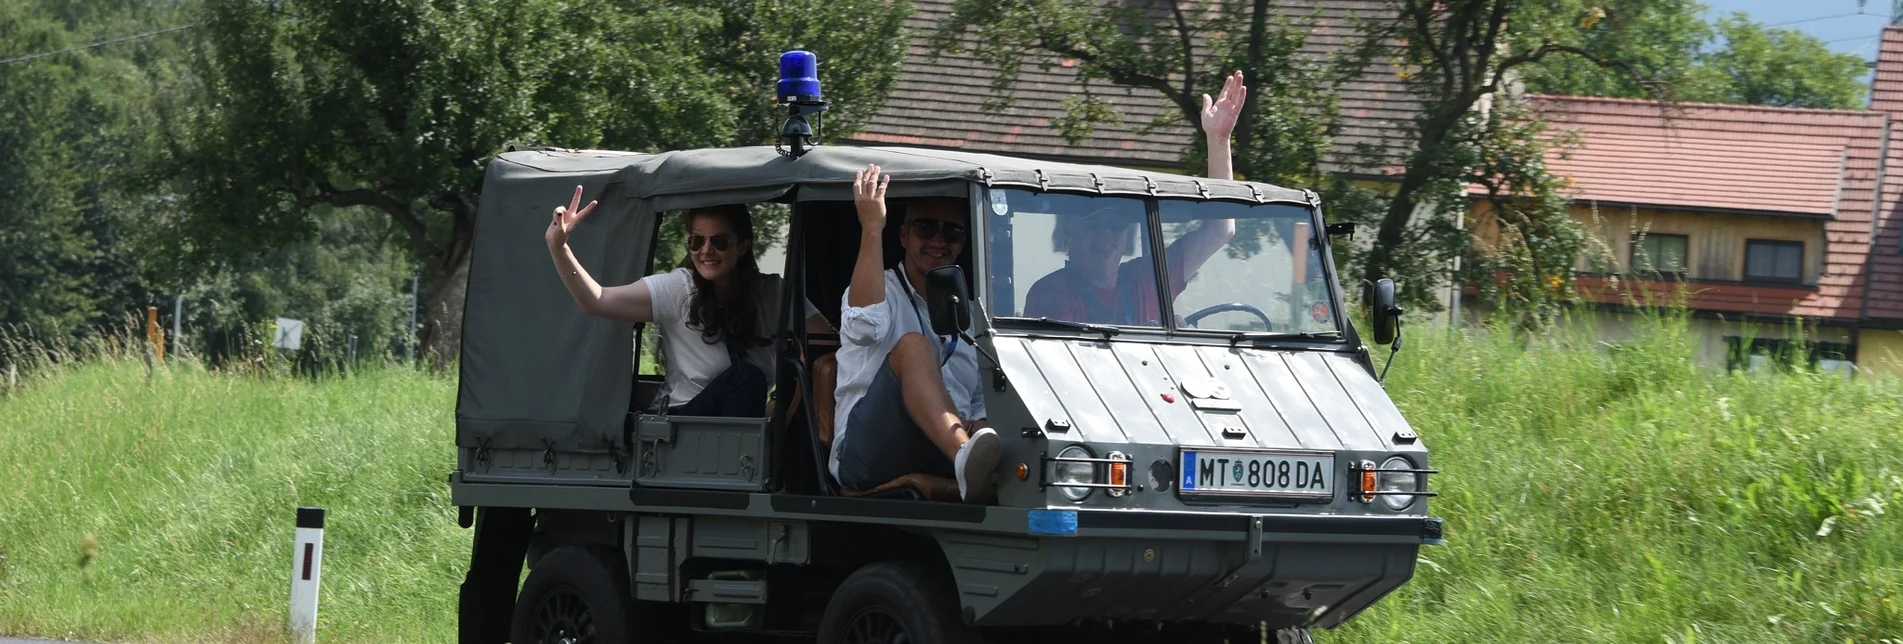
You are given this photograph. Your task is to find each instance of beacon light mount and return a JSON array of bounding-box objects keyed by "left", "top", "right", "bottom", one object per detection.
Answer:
[{"left": 777, "top": 50, "right": 829, "bottom": 158}]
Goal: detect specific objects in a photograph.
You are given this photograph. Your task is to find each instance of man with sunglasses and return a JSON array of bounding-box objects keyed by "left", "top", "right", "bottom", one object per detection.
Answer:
[{"left": 828, "top": 163, "right": 1002, "bottom": 504}]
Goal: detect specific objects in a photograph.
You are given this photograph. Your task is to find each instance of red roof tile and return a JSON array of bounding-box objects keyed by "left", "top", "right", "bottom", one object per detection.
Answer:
[
  {"left": 1862, "top": 27, "right": 1903, "bottom": 320},
  {"left": 1870, "top": 26, "right": 1903, "bottom": 114},
  {"left": 1517, "top": 95, "right": 1882, "bottom": 217}
]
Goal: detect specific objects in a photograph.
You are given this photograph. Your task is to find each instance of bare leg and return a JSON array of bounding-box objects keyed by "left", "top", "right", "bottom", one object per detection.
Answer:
[{"left": 885, "top": 333, "right": 969, "bottom": 459}]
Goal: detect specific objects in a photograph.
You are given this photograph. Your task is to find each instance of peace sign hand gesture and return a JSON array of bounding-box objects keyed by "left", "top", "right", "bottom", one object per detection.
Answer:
[
  {"left": 546, "top": 185, "right": 599, "bottom": 251},
  {"left": 1201, "top": 70, "right": 1246, "bottom": 141}
]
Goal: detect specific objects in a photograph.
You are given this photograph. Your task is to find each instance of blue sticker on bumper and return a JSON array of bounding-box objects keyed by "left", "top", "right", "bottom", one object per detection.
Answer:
[{"left": 1027, "top": 509, "right": 1078, "bottom": 536}]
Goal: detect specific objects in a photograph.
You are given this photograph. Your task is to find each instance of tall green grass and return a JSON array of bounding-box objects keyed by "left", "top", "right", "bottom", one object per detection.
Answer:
[
  {"left": 0, "top": 311, "right": 1899, "bottom": 643},
  {"left": 0, "top": 328, "right": 467, "bottom": 643},
  {"left": 1335, "top": 311, "right": 1903, "bottom": 643}
]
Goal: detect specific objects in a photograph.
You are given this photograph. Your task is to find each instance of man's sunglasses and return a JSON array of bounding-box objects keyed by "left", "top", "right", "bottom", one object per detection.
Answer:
[
  {"left": 908, "top": 219, "right": 968, "bottom": 244},
  {"left": 688, "top": 234, "right": 736, "bottom": 252}
]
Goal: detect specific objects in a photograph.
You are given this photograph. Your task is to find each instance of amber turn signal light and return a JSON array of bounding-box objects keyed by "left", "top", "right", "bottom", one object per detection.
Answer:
[{"left": 1357, "top": 459, "right": 1378, "bottom": 503}]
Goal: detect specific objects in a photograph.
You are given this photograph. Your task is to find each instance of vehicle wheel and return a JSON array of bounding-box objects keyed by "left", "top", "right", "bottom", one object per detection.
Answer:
[
  {"left": 1273, "top": 627, "right": 1315, "bottom": 644},
  {"left": 817, "top": 561, "right": 980, "bottom": 644},
  {"left": 510, "top": 545, "right": 636, "bottom": 644}
]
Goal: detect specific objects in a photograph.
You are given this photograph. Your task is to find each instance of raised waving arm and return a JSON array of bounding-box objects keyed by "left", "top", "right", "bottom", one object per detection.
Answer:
[
  {"left": 1168, "top": 71, "right": 1245, "bottom": 272},
  {"left": 546, "top": 185, "right": 656, "bottom": 324},
  {"left": 846, "top": 164, "right": 892, "bottom": 309}
]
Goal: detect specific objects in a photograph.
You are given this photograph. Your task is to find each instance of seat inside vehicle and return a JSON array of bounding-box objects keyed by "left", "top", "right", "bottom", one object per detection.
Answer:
[{"left": 785, "top": 197, "right": 974, "bottom": 502}]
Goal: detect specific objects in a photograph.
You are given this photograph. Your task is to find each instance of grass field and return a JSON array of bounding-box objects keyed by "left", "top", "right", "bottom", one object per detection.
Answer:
[
  {"left": 1, "top": 312, "right": 1900, "bottom": 643},
  {"left": 0, "top": 336, "right": 468, "bottom": 643}
]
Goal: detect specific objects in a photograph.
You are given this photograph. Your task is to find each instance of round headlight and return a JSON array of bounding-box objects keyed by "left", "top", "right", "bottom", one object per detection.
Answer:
[
  {"left": 1376, "top": 456, "right": 1418, "bottom": 510},
  {"left": 1054, "top": 445, "right": 1097, "bottom": 501}
]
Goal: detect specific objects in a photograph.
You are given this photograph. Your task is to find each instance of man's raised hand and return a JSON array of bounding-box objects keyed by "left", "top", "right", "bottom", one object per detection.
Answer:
[
  {"left": 546, "top": 185, "right": 598, "bottom": 250},
  {"left": 854, "top": 164, "right": 890, "bottom": 231},
  {"left": 1201, "top": 70, "right": 1246, "bottom": 141}
]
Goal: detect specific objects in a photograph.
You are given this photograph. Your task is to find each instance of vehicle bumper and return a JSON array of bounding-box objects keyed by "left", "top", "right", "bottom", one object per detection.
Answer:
[{"left": 947, "top": 509, "right": 1440, "bottom": 630}]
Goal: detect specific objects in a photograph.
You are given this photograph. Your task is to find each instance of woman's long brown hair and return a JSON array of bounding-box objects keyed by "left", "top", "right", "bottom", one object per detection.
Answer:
[{"left": 679, "top": 204, "right": 767, "bottom": 349}]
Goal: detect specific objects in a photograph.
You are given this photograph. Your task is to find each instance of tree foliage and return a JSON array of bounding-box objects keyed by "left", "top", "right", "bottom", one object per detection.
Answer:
[
  {"left": 1522, "top": 3, "right": 1870, "bottom": 109},
  {"left": 1691, "top": 14, "right": 1870, "bottom": 109},
  {"left": 0, "top": 0, "right": 184, "bottom": 361},
  {"left": 149, "top": 0, "right": 910, "bottom": 366}
]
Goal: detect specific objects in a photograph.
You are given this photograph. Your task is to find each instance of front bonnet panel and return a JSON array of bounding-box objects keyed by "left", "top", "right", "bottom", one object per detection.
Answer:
[{"left": 994, "top": 336, "right": 1414, "bottom": 453}]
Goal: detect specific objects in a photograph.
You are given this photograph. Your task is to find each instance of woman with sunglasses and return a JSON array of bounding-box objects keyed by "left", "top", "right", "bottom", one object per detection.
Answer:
[
  {"left": 546, "top": 188, "right": 829, "bottom": 417},
  {"left": 1022, "top": 70, "right": 1245, "bottom": 326}
]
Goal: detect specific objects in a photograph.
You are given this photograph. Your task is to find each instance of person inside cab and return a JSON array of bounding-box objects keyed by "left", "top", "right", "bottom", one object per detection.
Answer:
[
  {"left": 1022, "top": 70, "right": 1247, "bottom": 325},
  {"left": 829, "top": 164, "right": 1002, "bottom": 503},
  {"left": 545, "top": 187, "right": 830, "bottom": 417}
]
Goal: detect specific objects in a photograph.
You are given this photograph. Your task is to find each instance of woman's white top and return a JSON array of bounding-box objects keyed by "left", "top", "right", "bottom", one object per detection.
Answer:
[{"left": 639, "top": 267, "right": 819, "bottom": 407}]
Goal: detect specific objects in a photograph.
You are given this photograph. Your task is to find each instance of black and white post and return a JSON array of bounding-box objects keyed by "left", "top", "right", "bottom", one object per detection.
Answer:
[{"left": 290, "top": 507, "right": 325, "bottom": 643}]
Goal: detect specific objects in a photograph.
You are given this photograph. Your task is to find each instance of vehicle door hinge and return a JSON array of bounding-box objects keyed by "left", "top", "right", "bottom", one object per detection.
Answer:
[{"left": 991, "top": 367, "right": 1008, "bottom": 392}]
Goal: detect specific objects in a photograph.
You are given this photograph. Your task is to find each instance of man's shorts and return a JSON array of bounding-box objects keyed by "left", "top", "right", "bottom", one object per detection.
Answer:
[{"left": 833, "top": 362, "right": 956, "bottom": 490}]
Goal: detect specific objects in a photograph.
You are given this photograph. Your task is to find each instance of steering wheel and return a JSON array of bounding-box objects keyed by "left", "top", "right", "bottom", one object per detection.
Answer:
[{"left": 1183, "top": 302, "right": 1274, "bottom": 330}]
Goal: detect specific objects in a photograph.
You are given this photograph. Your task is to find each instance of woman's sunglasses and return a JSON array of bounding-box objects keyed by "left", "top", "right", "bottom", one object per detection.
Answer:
[
  {"left": 908, "top": 219, "right": 969, "bottom": 244},
  {"left": 688, "top": 234, "right": 735, "bottom": 252}
]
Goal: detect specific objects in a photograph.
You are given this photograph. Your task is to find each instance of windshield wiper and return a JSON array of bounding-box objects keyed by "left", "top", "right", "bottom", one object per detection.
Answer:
[
  {"left": 995, "top": 316, "right": 1122, "bottom": 337},
  {"left": 1224, "top": 330, "right": 1340, "bottom": 347}
]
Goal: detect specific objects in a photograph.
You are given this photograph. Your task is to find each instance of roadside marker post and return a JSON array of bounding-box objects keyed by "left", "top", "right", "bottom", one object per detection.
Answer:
[{"left": 290, "top": 507, "right": 325, "bottom": 643}]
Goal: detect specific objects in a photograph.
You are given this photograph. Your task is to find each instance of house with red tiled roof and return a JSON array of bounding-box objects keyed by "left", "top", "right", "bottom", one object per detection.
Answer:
[
  {"left": 1460, "top": 95, "right": 1888, "bottom": 373},
  {"left": 1453, "top": 27, "right": 1903, "bottom": 376}
]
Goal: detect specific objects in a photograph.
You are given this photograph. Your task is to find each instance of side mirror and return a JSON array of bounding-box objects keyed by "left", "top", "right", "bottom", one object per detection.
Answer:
[
  {"left": 925, "top": 265, "right": 971, "bottom": 336},
  {"left": 1371, "top": 278, "right": 1403, "bottom": 345}
]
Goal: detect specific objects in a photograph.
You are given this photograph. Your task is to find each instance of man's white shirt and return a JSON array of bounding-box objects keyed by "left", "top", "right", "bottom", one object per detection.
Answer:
[{"left": 829, "top": 265, "right": 985, "bottom": 480}]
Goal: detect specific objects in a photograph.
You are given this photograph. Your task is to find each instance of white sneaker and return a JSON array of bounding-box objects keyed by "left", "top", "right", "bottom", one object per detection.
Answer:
[{"left": 954, "top": 428, "right": 1001, "bottom": 502}]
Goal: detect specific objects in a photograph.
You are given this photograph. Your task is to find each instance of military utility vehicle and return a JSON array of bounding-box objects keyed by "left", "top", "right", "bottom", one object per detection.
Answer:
[{"left": 448, "top": 51, "right": 1440, "bottom": 644}]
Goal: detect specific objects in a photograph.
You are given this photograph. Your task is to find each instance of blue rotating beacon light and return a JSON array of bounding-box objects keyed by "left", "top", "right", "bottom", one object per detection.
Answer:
[{"left": 777, "top": 50, "right": 829, "bottom": 158}]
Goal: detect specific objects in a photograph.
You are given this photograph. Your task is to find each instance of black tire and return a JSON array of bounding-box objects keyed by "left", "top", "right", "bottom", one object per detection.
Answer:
[
  {"left": 510, "top": 545, "right": 636, "bottom": 644},
  {"left": 817, "top": 561, "right": 981, "bottom": 644}
]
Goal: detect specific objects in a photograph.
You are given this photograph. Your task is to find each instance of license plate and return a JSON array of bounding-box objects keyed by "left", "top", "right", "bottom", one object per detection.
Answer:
[{"left": 1178, "top": 448, "right": 1334, "bottom": 501}]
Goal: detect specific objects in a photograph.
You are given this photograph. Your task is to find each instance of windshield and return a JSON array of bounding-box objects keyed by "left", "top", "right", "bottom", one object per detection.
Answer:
[
  {"left": 1158, "top": 198, "right": 1338, "bottom": 334},
  {"left": 982, "top": 188, "right": 1339, "bottom": 336}
]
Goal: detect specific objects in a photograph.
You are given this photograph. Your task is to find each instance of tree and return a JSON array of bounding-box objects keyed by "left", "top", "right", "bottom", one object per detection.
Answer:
[
  {"left": 151, "top": 0, "right": 910, "bottom": 367},
  {"left": 1521, "top": 3, "right": 1870, "bottom": 109},
  {"left": 0, "top": 0, "right": 184, "bottom": 359},
  {"left": 930, "top": 0, "right": 1358, "bottom": 190},
  {"left": 0, "top": 7, "right": 94, "bottom": 342},
  {"left": 1344, "top": 0, "right": 1679, "bottom": 322},
  {"left": 1690, "top": 14, "right": 1869, "bottom": 109},
  {"left": 1515, "top": 0, "right": 1709, "bottom": 101}
]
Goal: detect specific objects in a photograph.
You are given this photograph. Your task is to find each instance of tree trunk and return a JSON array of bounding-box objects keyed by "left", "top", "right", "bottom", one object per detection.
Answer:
[
  {"left": 1359, "top": 107, "right": 1465, "bottom": 307},
  {"left": 1362, "top": 165, "right": 1431, "bottom": 288},
  {"left": 413, "top": 190, "right": 478, "bottom": 371},
  {"left": 419, "top": 250, "right": 470, "bottom": 370}
]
